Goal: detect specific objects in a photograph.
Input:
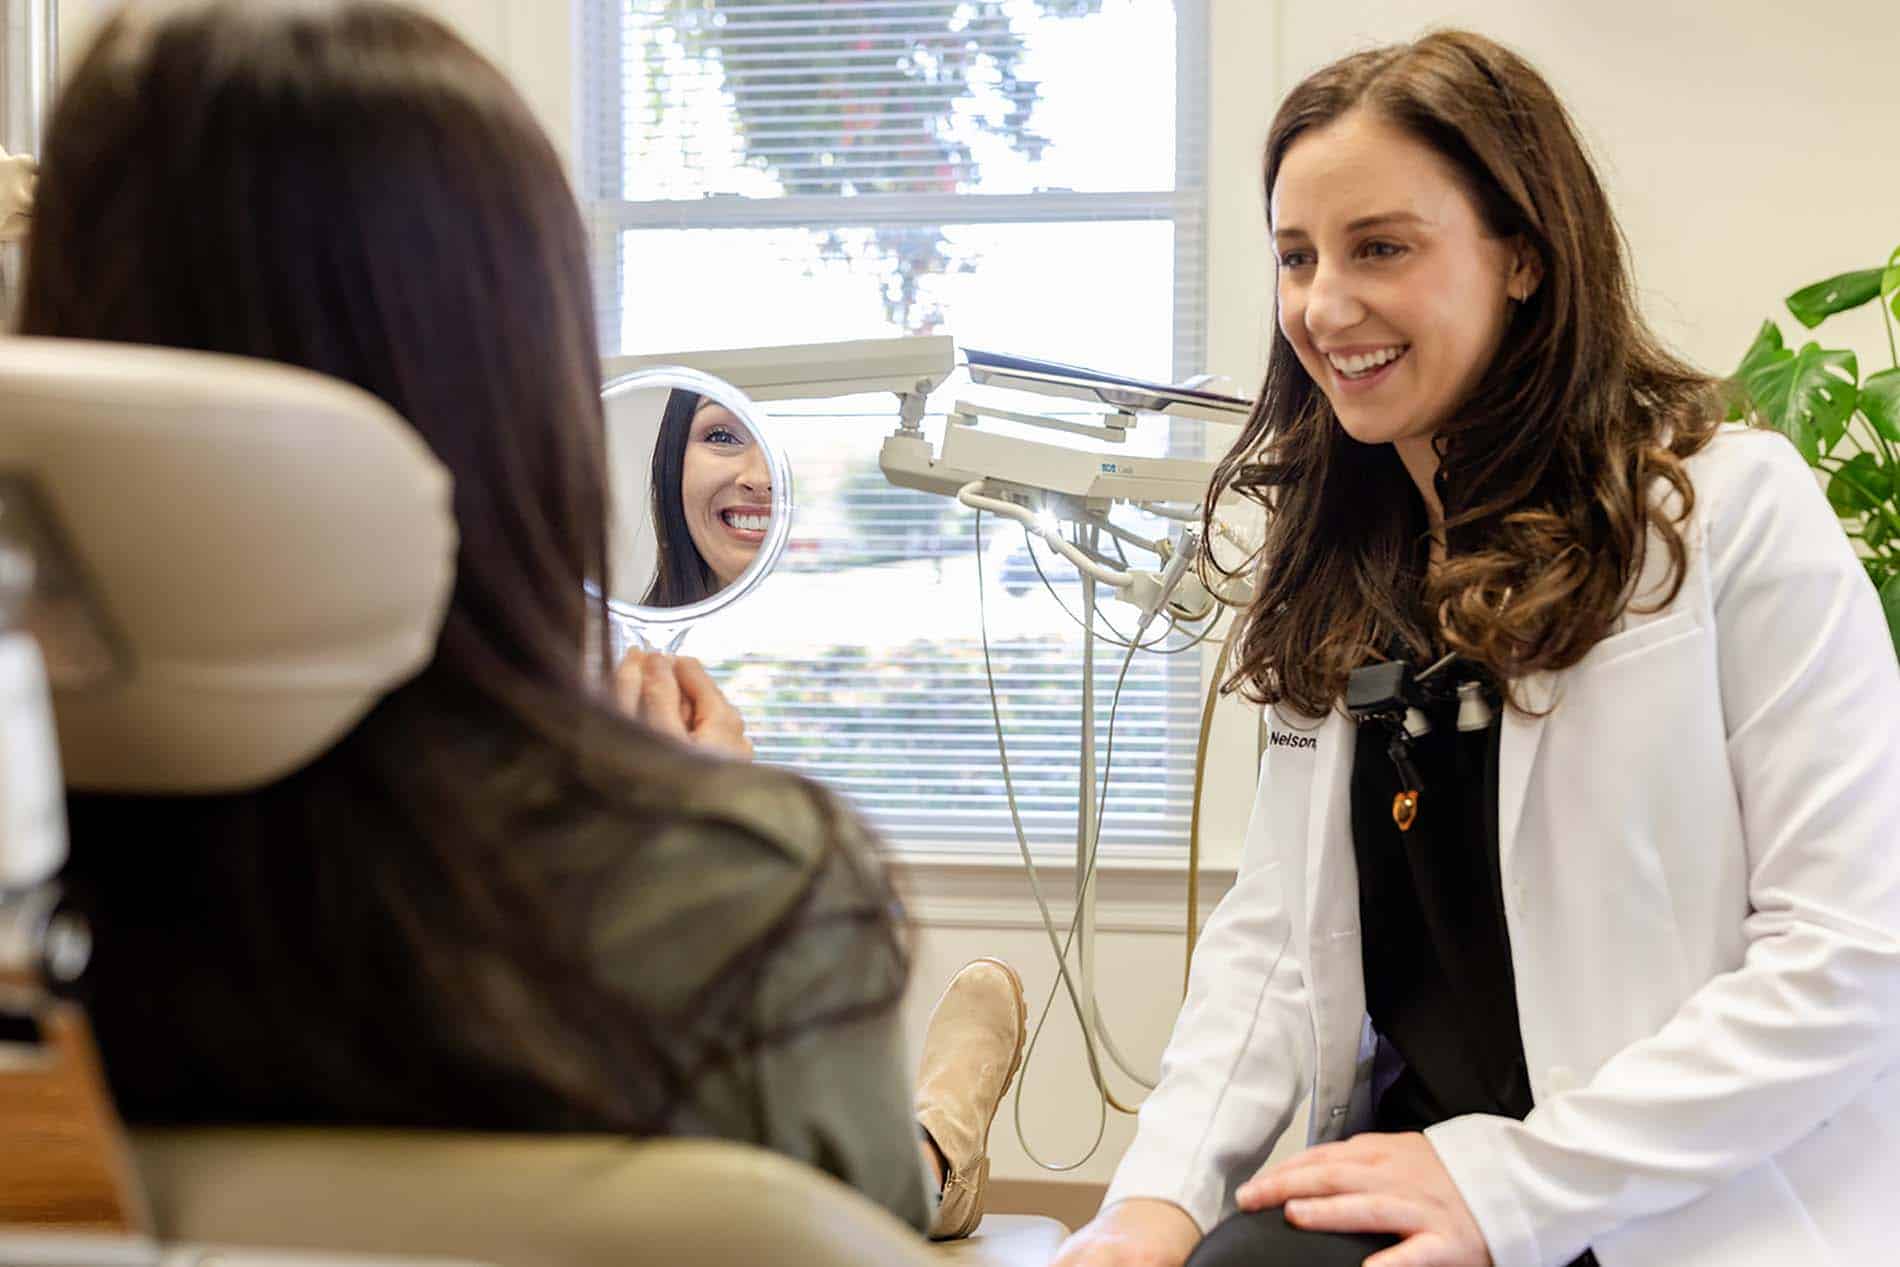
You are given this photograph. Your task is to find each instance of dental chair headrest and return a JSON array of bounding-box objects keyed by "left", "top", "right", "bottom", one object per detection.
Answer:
[{"left": 0, "top": 338, "right": 456, "bottom": 794}]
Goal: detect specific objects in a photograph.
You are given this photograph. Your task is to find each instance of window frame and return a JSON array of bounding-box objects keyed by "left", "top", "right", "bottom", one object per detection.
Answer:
[{"left": 575, "top": 0, "right": 1217, "bottom": 864}]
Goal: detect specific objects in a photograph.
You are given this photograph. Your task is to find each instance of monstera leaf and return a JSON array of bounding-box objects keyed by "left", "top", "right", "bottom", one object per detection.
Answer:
[
  {"left": 1725, "top": 320, "right": 1791, "bottom": 421},
  {"left": 1731, "top": 323, "right": 1860, "bottom": 462},
  {"left": 1826, "top": 452, "right": 1891, "bottom": 516},
  {"left": 1863, "top": 368, "right": 1900, "bottom": 443},
  {"left": 1786, "top": 267, "right": 1886, "bottom": 329},
  {"left": 1737, "top": 245, "right": 1900, "bottom": 661}
]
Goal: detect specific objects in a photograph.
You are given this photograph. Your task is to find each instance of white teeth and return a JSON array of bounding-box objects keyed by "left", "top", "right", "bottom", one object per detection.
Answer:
[
  {"left": 1327, "top": 346, "right": 1406, "bottom": 377},
  {"left": 723, "top": 511, "right": 770, "bottom": 532}
]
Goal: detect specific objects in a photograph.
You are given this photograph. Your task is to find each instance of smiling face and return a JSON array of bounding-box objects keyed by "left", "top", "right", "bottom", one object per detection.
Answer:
[
  {"left": 1271, "top": 108, "right": 1538, "bottom": 485},
  {"left": 678, "top": 400, "right": 771, "bottom": 589}
]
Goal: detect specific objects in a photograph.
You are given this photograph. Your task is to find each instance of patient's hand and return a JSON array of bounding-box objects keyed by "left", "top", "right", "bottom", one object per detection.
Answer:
[
  {"left": 614, "top": 651, "right": 753, "bottom": 760},
  {"left": 1052, "top": 1199, "right": 1201, "bottom": 1267}
]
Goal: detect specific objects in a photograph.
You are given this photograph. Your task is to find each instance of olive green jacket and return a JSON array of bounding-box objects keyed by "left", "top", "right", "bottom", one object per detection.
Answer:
[{"left": 573, "top": 768, "right": 937, "bottom": 1233}]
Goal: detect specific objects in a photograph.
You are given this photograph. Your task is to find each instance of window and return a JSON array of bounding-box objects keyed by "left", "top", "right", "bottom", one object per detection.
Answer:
[{"left": 579, "top": 0, "right": 1211, "bottom": 859}]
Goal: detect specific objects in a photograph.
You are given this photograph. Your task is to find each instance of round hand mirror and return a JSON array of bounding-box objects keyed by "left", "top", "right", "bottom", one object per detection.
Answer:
[{"left": 602, "top": 366, "right": 794, "bottom": 652}]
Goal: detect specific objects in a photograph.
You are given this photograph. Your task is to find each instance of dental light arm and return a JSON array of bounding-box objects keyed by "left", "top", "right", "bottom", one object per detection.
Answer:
[{"left": 604, "top": 335, "right": 957, "bottom": 404}]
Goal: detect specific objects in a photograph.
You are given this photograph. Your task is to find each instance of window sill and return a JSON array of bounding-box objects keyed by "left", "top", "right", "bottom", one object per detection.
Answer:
[{"left": 887, "top": 848, "right": 1237, "bottom": 934}]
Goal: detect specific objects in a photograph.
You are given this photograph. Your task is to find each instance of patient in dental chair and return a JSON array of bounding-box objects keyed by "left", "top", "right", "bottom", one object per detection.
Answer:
[{"left": 20, "top": 1, "right": 1020, "bottom": 1242}]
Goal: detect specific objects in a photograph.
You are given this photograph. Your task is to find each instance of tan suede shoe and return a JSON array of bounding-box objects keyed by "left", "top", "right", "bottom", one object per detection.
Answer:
[{"left": 915, "top": 957, "right": 1027, "bottom": 1240}]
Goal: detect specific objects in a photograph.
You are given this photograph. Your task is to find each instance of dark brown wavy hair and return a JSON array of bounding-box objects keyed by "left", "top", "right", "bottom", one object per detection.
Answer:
[
  {"left": 641, "top": 390, "right": 721, "bottom": 607},
  {"left": 26, "top": 0, "right": 904, "bottom": 1137},
  {"left": 1207, "top": 30, "right": 1721, "bottom": 718}
]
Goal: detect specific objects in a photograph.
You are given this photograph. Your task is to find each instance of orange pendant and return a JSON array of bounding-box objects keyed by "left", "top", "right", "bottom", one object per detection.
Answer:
[{"left": 1392, "top": 790, "right": 1419, "bottom": 832}]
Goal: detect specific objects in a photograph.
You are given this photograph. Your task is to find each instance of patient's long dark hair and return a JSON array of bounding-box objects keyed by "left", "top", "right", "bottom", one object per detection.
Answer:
[
  {"left": 641, "top": 390, "right": 720, "bottom": 607},
  {"left": 23, "top": 1, "right": 903, "bottom": 1133}
]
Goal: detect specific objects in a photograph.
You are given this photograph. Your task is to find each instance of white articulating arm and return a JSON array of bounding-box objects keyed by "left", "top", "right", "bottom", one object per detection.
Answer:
[{"left": 604, "top": 335, "right": 957, "bottom": 404}]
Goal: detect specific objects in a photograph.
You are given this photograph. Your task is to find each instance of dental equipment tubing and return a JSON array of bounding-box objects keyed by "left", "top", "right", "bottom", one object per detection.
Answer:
[
  {"left": 954, "top": 480, "right": 1202, "bottom": 635},
  {"left": 879, "top": 351, "right": 1257, "bottom": 1166}
]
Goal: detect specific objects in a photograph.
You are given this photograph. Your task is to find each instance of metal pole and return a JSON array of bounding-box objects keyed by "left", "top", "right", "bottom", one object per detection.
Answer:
[
  {"left": 1, "top": 0, "right": 57, "bottom": 158},
  {"left": 0, "top": 0, "right": 55, "bottom": 316}
]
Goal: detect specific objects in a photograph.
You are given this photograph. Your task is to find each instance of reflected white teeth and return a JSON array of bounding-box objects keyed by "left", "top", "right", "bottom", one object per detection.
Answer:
[
  {"left": 1328, "top": 346, "right": 1406, "bottom": 377},
  {"left": 723, "top": 511, "right": 770, "bottom": 532}
]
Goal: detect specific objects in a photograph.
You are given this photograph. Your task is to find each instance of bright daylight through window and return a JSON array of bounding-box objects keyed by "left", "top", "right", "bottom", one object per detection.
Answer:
[{"left": 579, "top": 0, "right": 1210, "bottom": 857}]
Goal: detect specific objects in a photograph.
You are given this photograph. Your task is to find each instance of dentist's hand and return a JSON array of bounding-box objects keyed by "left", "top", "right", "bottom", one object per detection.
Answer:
[
  {"left": 1051, "top": 1198, "right": 1201, "bottom": 1267},
  {"left": 614, "top": 651, "right": 752, "bottom": 760},
  {"left": 1236, "top": 1132, "right": 1490, "bottom": 1267}
]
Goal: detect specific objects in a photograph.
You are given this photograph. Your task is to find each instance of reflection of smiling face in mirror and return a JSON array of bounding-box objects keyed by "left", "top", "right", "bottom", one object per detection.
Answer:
[{"left": 680, "top": 400, "right": 772, "bottom": 588}]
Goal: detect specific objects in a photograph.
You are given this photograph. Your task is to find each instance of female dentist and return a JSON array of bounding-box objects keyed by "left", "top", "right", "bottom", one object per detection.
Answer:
[{"left": 1055, "top": 29, "right": 1900, "bottom": 1267}]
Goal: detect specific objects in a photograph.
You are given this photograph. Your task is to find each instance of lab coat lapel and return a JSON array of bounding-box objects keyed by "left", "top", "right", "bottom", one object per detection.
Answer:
[
  {"left": 1302, "top": 708, "right": 1364, "bottom": 1132},
  {"left": 1303, "top": 708, "right": 1356, "bottom": 937},
  {"left": 1497, "top": 670, "right": 1558, "bottom": 882}
]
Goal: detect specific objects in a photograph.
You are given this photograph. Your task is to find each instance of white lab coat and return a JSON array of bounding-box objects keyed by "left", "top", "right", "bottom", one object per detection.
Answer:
[{"left": 1103, "top": 427, "right": 1900, "bottom": 1267}]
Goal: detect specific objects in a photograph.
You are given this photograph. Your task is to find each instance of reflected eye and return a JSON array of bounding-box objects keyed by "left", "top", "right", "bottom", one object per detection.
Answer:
[
  {"left": 700, "top": 426, "right": 747, "bottom": 447},
  {"left": 1361, "top": 240, "right": 1406, "bottom": 260},
  {"left": 1277, "top": 250, "right": 1315, "bottom": 270}
]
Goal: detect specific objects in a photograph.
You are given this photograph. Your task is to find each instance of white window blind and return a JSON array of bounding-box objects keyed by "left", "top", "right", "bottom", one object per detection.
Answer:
[{"left": 578, "top": 0, "right": 1211, "bottom": 858}]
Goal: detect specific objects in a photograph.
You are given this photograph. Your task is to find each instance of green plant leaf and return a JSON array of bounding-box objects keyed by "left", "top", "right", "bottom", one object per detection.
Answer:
[
  {"left": 1806, "top": 346, "right": 1862, "bottom": 452},
  {"left": 1786, "top": 268, "right": 1885, "bottom": 329},
  {"left": 1743, "top": 338, "right": 1858, "bottom": 461},
  {"left": 1864, "top": 368, "right": 1900, "bottom": 443},
  {"left": 1881, "top": 572, "right": 1900, "bottom": 662},
  {"left": 1732, "top": 320, "right": 1789, "bottom": 378},
  {"left": 1826, "top": 452, "right": 1889, "bottom": 515},
  {"left": 1725, "top": 321, "right": 1790, "bottom": 421}
]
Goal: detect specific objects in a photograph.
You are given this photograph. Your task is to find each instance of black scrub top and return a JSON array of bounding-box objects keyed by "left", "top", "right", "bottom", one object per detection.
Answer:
[{"left": 1350, "top": 687, "right": 1535, "bottom": 1129}]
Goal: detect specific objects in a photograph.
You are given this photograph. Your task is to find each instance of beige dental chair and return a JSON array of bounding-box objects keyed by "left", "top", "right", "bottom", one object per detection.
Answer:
[{"left": 0, "top": 338, "right": 1067, "bottom": 1267}]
